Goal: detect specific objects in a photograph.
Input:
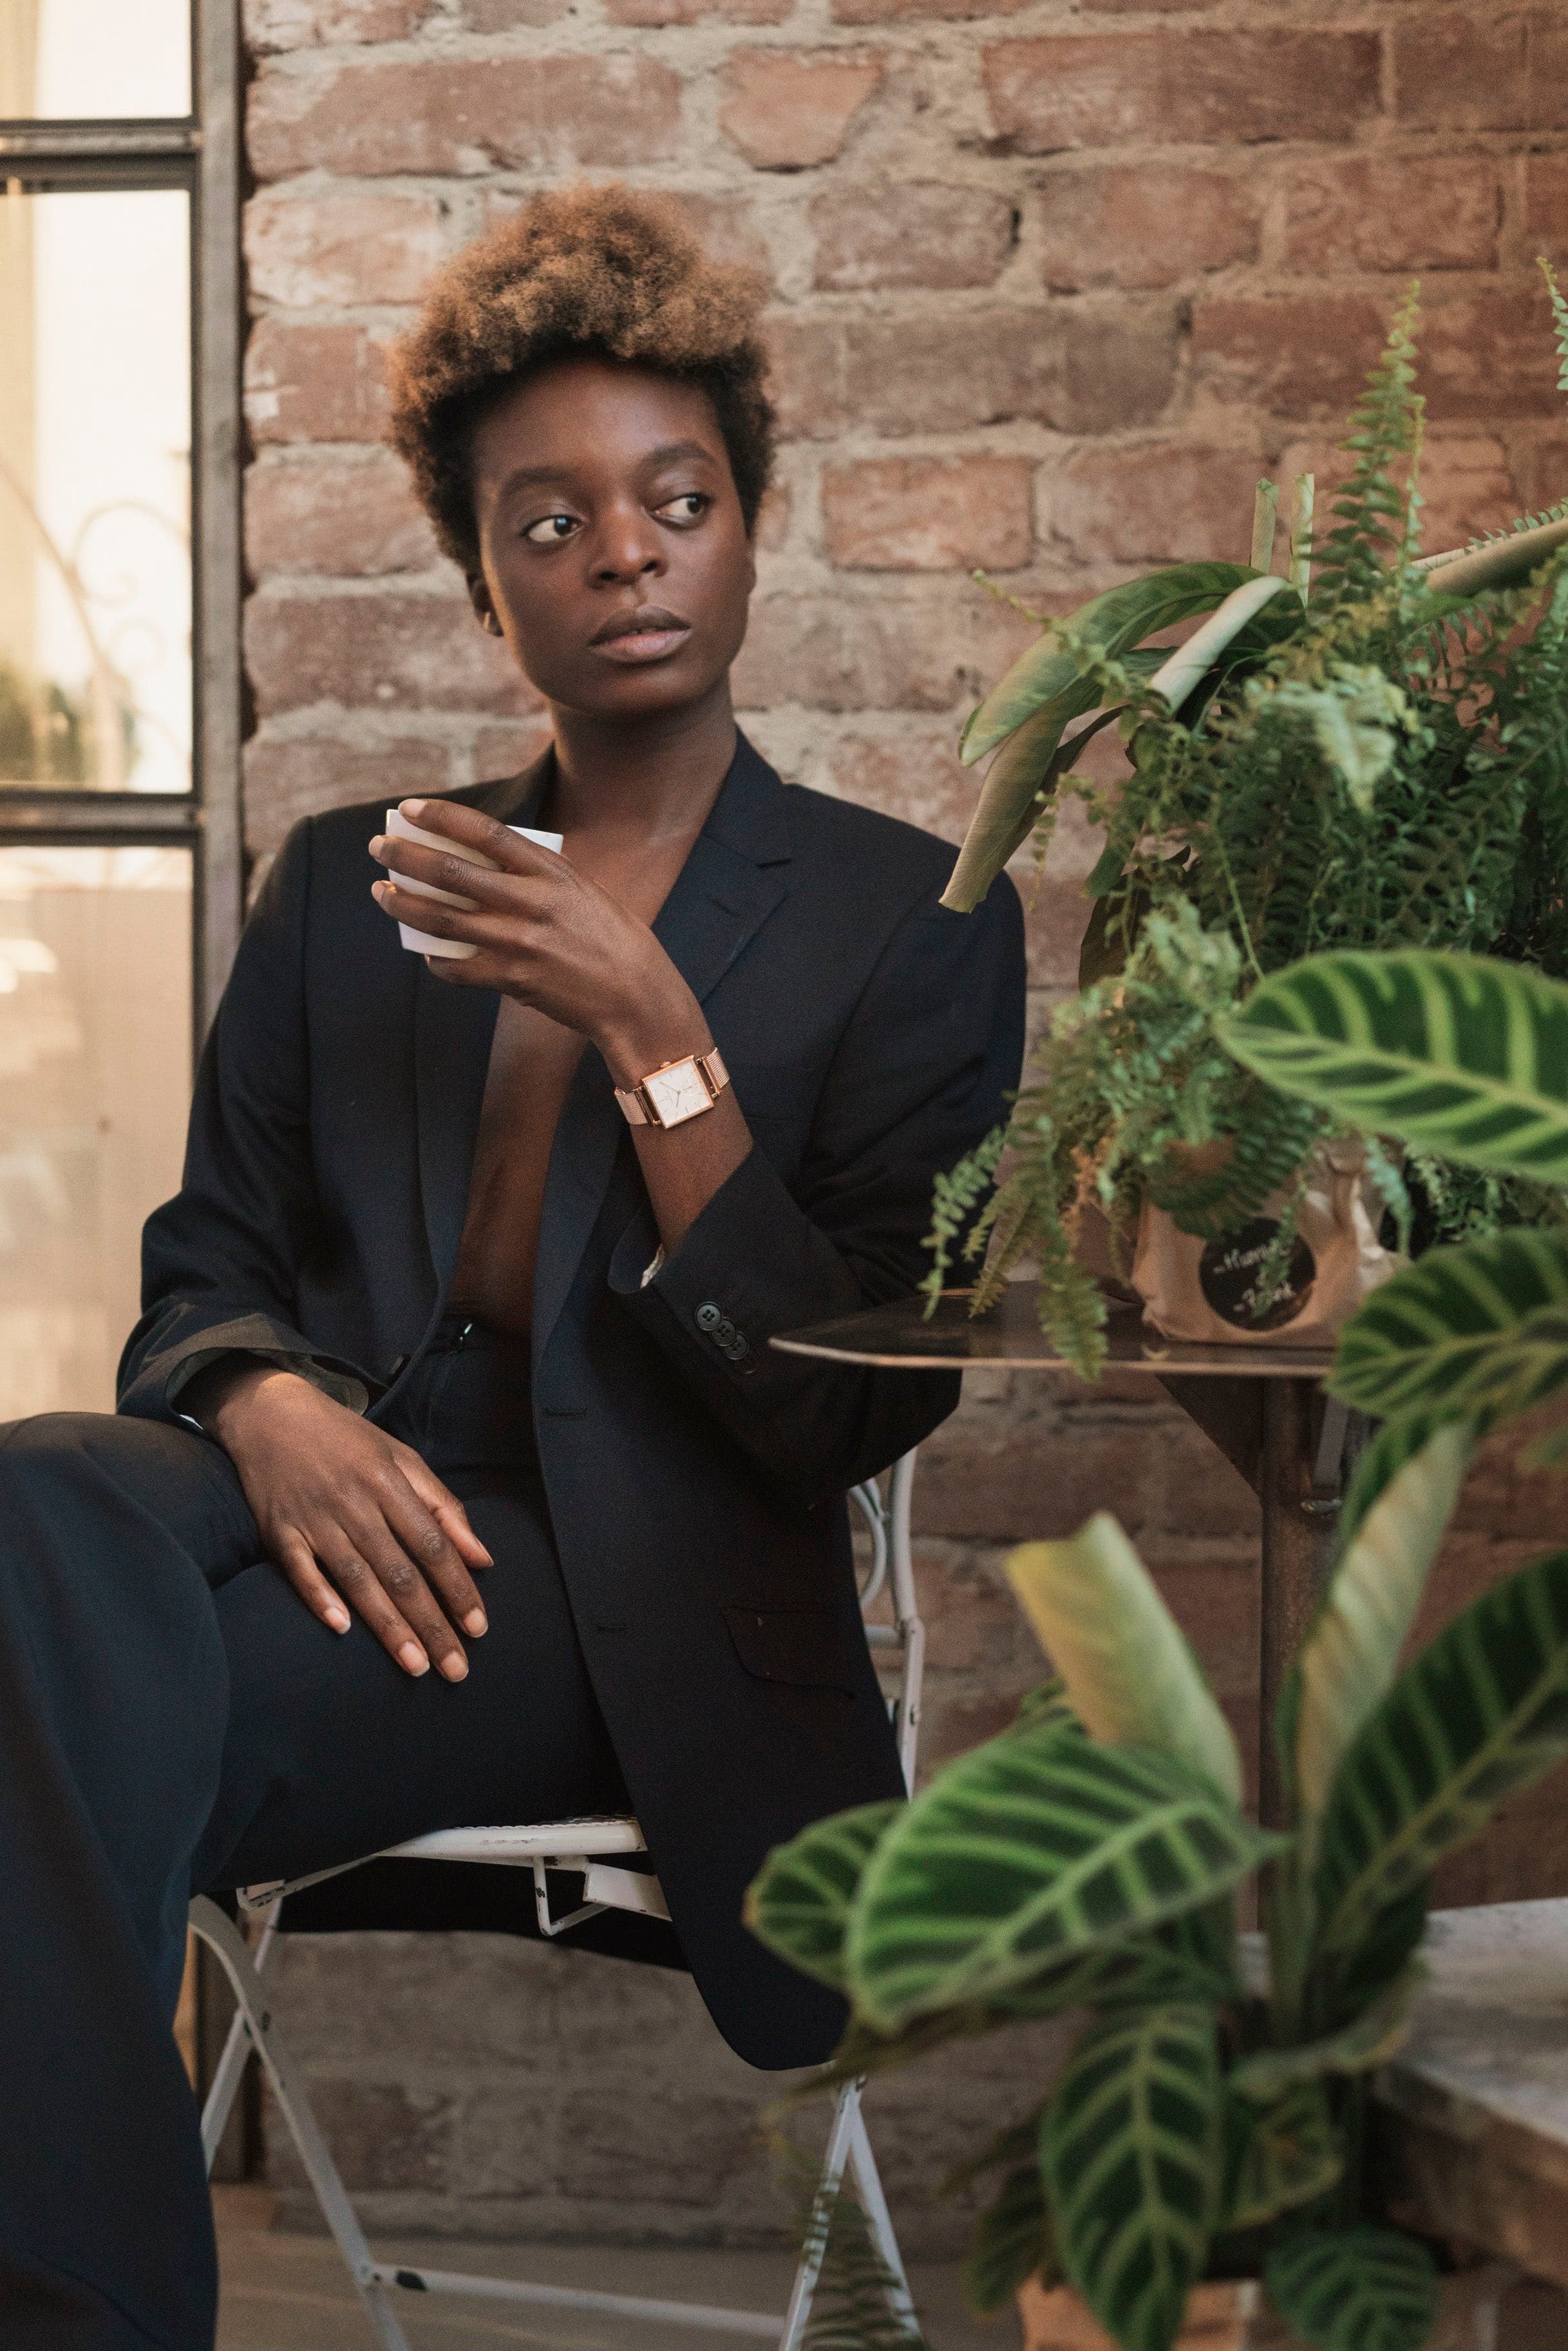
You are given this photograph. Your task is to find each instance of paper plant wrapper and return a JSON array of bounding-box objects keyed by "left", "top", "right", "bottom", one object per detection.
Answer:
[
  {"left": 1131, "top": 1140, "right": 1401, "bottom": 1349},
  {"left": 1018, "top": 2268, "right": 1513, "bottom": 2350},
  {"left": 386, "top": 807, "right": 563, "bottom": 959}
]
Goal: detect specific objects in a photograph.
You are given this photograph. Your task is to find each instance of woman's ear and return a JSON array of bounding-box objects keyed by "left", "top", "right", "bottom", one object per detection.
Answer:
[{"left": 468, "top": 573, "right": 504, "bottom": 638}]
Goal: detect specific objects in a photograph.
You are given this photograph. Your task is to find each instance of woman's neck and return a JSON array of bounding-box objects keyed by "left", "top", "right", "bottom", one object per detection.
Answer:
[{"left": 544, "top": 679, "right": 738, "bottom": 848}]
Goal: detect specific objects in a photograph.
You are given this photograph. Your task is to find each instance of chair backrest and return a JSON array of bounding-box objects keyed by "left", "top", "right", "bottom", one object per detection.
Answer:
[{"left": 847, "top": 1451, "right": 924, "bottom": 1796}]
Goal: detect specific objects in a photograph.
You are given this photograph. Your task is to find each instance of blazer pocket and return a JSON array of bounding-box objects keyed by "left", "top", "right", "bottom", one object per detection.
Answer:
[{"left": 723, "top": 1604, "right": 858, "bottom": 1695}]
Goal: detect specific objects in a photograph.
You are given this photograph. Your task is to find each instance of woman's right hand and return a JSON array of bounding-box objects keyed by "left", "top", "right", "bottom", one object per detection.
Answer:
[{"left": 189, "top": 1363, "right": 491, "bottom": 1680}]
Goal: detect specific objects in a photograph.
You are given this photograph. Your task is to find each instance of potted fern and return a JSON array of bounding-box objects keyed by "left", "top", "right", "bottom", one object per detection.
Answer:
[
  {"left": 748, "top": 946, "right": 1568, "bottom": 2351},
  {"left": 929, "top": 273, "right": 1568, "bottom": 1378}
]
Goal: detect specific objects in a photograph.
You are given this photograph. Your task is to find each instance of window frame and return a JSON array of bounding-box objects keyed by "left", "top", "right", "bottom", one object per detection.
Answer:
[{"left": 0, "top": 0, "right": 243, "bottom": 1037}]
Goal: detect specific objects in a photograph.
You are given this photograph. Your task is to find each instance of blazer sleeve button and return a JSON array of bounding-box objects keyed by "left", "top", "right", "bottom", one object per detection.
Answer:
[{"left": 695, "top": 1300, "right": 724, "bottom": 1333}]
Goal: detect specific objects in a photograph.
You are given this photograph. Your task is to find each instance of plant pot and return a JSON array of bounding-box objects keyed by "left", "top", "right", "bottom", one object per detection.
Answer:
[
  {"left": 1016, "top": 2266, "right": 1515, "bottom": 2350},
  {"left": 1131, "top": 1141, "right": 1399, "bottom": 1349}
]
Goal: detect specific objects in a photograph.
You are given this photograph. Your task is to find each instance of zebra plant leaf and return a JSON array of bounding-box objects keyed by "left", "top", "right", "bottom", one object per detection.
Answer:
[
  {"left": 1335, "top": 1409, "right": 1473, "bottom": 1554},
  {"left": 1220, "top": 2080, "right": 1343, "bottom": 2233},
  {"left": 743, "top": 1802, "right": 902, "bottom": 1991},
  {"left": 845, "top": 1724, "right": 1278, "bottom": 2032},
  {"left": 1217, "top": 949, "right": 1568, "bottom": 1181},
  {"left": 1229, "top": 1961, "right": 1423, "bottom": 2104},
  {"left": 1314, "top": 1547, "right": 1568, "bottom": 1965},
  {"left": 963, "top": 2164, "right": 1058, "bottom": 2316},
  {"left": 1043, "top": 2004, "right": 1223, "bottom": 2351},
  {"left": 1290, "top": 1423, "right": 1471, "bottom": 1862},
  {"left": 1330, "top": 1228, "right": 1568, "bottom": 1424},
  {"left": 1263, "top": 2227, "right": 1438, "bottom": 2351},
  {"left": 1008, "top": 1516, "right": 1244, "bottom": 1806}
]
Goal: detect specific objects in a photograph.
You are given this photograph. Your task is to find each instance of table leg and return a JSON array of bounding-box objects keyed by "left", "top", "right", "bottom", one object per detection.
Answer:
[{"left": 1258, "top": 1380, "right": 1342, "bottom": 1827}]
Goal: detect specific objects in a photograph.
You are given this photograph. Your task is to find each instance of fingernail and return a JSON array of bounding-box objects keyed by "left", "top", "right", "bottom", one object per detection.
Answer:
[
  {"left": 399, "top": 1641, "right": 430, "bottom": 1675},
  {"left": 476, "top": 1552, "right": 494, "bottom": 1569},
  {"left": 368, "top": 835, "right": 386, "bottom": 856},
  {"left": 440, "top": 1651, "right": 469, "bottom": 1681},
  {"left": 325, "top": 1603, "right": 351, "bottom": 1633},
  {"left": 464, "top": 1607, "right": 488, "bottom": 1635},
  {"left": 400, "top": 799, "right": 427, "bottom": 819}
]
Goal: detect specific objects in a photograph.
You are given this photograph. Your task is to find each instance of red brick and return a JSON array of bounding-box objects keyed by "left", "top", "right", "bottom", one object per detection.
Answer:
[
  {"left": 810, "top": 182, "right": 1015, "bottom": 292},
  {"left": 919, "top": 1688, "right": 1034, "bottom": 1772},
  {"left": 245, "top": 189, "right": 446, "bottom": 309},
  {"left": 1509, "top": 431, "right": 1568, "bottom": 522},
  {"left": 1036, "top": 165, "right": 1257, "bottom": 294},
  {"left": 1525, "top": 153, "right": 1568, "bottom": 243},
  {"left": 474, "top": 719, "right": 553, "bottom": 780},
  {"left": 243, "top": 0, "right": 428, "bottom": 48},
  {"left": 460, "top": 0, "right": 572, "bottom": 22},
  {"left": 1393, "top": 10, "right": 1568, "bottom": 134},
  {"left": 1192, "top": 294, "right": 1392, "bottom": 421},
  {"left": 833, "top": 0, "right": 1026, "bottom": 25},
  {"left": 1280, "top": 155, "right": 1502, "bottom": 276},
  {"left": 1422, "top": 285, "right": 1566, "bottom": 423},
  {"left": 1046, "top": 443, "right": 1261, "bottom": 567},
  {"left": 916, "top": 1428, "right": 1151, "bottom": 1541},
  {"left": 666, "top": 191, "right": 773, "bottom": 281},
  {"left": 755, "top": 477, "right": 791, "bottom": 553},
  {"left": 1278, "top": 434, "right": 1518, "bottom": 566},
  {"left": 247, "top": 452, "right": 438, "bottom": 579},
  {"left": 823, "top": 455, "right": 1034, "bottom": 571},
  {"left": 245, "top": 591, "right": 543, "bottom": 718},
  {"left": 733, "top": 583, "right": 1039, "bottom": 714},
  {"left": 825, "top": 728, "right": 981, "bottom": 845},
  {"left": 243, "top": 734, "right": 451, "bottom": 853},
  {"left": 244, "top": 320, "right": 394, "bottom": 445},
  {"left": 983, "top": 32, "right": 1381, "bottom": 153},
  {"left": 768, "top": 305, "right": 1178, "bottom": 439},
  {"left": 718, "top": 50, "right": 883, "bottom": 170},
  {"left": 607, "top": 0, "right": 787, "bottom": 23},
  {"left": 248, "top": 55, "right": 681, "bottom": 181}
]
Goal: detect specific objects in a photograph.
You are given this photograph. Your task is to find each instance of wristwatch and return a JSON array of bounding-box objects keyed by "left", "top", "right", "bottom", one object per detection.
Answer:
[{"left": 614, "top": 1045, "right": 730, "bottom": 1130}]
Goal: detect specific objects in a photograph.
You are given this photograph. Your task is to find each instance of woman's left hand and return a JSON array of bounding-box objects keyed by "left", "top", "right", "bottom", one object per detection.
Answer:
[{"left": 369, "top": 797, "right": 702, "bottom": 1080}]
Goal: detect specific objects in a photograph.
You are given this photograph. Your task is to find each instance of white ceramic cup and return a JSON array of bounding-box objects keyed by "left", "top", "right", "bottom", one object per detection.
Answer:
[{"left": 384, "top": 806, "right": 563, "bottom": 959}]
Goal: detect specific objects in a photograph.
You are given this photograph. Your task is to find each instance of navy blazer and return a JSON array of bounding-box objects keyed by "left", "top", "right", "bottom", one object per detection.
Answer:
[{"left": 120, "top": 735, "right": 1026, "bottom": 2068}]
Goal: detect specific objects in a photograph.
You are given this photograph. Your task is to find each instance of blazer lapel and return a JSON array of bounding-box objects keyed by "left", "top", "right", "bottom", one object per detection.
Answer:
[
  {"left": 529, "top": 736, "right": 794, "bottom": 1368},
  {"left": 411, "top": 750, "right": 554, "bottom": 1294}
]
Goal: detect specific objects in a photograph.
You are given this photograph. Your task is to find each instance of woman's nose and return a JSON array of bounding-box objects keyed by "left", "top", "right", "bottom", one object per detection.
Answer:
[{"left": 591, "top": 510, "right": 665, "bottom": 584}]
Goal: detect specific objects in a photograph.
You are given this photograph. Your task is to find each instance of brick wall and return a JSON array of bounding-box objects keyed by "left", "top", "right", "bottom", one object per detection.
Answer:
[{"left": 241, "top": 0, "right": 1568, "bottom": 2249}]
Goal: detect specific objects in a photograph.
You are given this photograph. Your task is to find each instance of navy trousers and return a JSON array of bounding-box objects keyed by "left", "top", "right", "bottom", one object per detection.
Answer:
[{"left": 0, "top": 1323, "right": 624, "bottom": 2348}]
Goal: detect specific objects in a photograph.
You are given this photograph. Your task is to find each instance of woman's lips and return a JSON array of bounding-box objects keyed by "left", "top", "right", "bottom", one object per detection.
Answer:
[{"left": 589, "top": 624, "right": 692, "bottom": 665}]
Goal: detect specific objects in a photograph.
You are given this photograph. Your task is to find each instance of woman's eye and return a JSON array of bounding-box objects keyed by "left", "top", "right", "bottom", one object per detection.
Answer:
[
  {"left": 522, "top": 513, "right": 579, "bottom": 545},
  {"left": 655, "top": 493, "right": 709, "bottom": 524}
]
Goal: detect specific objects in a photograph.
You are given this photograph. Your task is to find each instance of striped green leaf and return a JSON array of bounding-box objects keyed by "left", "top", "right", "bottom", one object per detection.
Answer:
[
  {"left": 1290, "top": 1423, "right": 1471, "bottom": 1861},
  {"left": 1330, "top": 1228, "right": 1568, "bottom": 1423},
  {"left": 1220, "top": 2080, "right": 1343, "bottom": 2233},
  {"left": 1263, "top": 2227, "right": 1438, "bottom": 2351},
  {"left": 1335, "top": 1410, "right": 1471, "bottom": 1554},
  {"left": 1314, "top": 1547, "right": 1568, "bottom": 1964},
  {"left": 964, "top": 2164, "right": 1057, "bottom": 2316},
  {"left": 942, "top": 687, "right": 1100, "bottom": 915},
  {"left": 1217, "top": 950, "right": 1568, "bottom": 1180},
  {"left": 1008, "top": 1516, "right": 1245, "bottom": 1807},
  {"left": 1229, "top": 1961, "right": 1422, "bottom": 2105},
  {"left": 960, "top": 564, "right": 1263, "bottom": 768},
  {"left": 845, "top": 1726, "right": 1279, "bottom": 2033},
  {"left": 744, "top": 1803, "right": 902, "bottom": 1991},
  {"left": 1043, "top": 2004, "right": 1223, "bottom": 2351}
]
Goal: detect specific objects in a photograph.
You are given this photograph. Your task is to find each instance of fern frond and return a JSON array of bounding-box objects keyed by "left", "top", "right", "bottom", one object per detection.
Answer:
[
  {"left": 784, "top": 2146, "right": 930, "bottom": 2350},
  {"left": 1315, "top": 285, "right": 1425, "bottom": 610},
  {"left": 1540, "top": 255, "right": 1568, "bottom": 404}
]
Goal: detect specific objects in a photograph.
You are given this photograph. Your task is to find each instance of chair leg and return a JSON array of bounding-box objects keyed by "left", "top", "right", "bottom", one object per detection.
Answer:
[
  {"left": 198, "top": 1899, "right": 279, "bottom": 2172},
  {"left": 777, "top": 2079, "right": 919, "bottom": 2351},
  {"left": 187, "top": 1898, "right": 413, "bottom": 2351}
]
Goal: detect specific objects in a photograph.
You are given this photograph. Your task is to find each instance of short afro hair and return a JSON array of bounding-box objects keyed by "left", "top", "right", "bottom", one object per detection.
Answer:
[{"left": 387, "top": 183, "right": 776, "bottom": 573}]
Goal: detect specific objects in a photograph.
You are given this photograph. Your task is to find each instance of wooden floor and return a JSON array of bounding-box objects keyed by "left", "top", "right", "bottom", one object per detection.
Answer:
[{"left": 213, "top": 2189, "right": 1015, "bottom": 2351}]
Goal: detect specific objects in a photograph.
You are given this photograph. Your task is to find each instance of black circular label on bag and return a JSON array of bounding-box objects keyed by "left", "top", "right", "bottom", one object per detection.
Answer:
[{"left": 1198, "top": 1218, "right": 1316, "bottom": 1331}]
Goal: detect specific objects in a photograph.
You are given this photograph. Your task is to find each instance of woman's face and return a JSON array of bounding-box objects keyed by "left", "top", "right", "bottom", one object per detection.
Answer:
[{"left": 466, "top": 356, "right": 756, "bottom": 724}]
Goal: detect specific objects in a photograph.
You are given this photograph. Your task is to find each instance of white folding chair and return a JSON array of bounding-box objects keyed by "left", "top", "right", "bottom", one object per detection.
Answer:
[{"left": 190, "top": 1447, "right": 926, "bottom": 2350}]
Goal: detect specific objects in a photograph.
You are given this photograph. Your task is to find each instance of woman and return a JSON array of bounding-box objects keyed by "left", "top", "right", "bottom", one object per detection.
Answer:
[{"left": 0, "top": 186, "right": 1024, "bottom": 2348}]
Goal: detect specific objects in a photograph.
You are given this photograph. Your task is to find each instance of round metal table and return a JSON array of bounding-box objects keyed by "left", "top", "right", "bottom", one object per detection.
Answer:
[{"left": 773, "top": 1288, "right": 1348, "bottom": 1826}]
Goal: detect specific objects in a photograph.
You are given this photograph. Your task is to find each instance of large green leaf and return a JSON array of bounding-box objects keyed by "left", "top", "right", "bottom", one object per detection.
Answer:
[
  {"left": 744, "top": 1803, "right": 902, "bottom": 1992},
  {"left": 1290, "top": 1424, "right": 1471, "bottom": 1856},
  {"left": 1008, "top": 1516, "right": 1244, "bottom": 1806},
  {"left": 1218, "top": 950, "right": 1568, "bottom": 1181},
  {"left": 959, "top": 564, "right": 1264, "bottom": 768},
  {"left": 1144, "top": 574, "right": 1293, "bottom": 714},
  {"left": 1314, "top": 1547, "right": 1568, "bottom": 1963},
  {"left": 941, "top": 687, "right": 1100, "bottom": 915},
  {"left": 845, "top": 1725, "right": 1278, "bottom": 2032},
  {"left": 1263, "top": 2227, "right": 1438, "bottom": 2351},
  {"left": 1228, "top": 1960, "right": 1423, "bottom": 2104},
  {"left": 1330, "top": 1228, "right": 1568, "bottom": 1423},
  {"left": 1334, "top": 1410, "right": 1470, "bottom": 1554},
  {"left": 963, "top": 2164, "right": 1057, "bottom": 2316},
  {"left": 1043, "top": 2004, "right": 1222, "bottom": 2351},
  {"left": 1220, "top": 2080, "right": 1343, "bottom": 2233}
]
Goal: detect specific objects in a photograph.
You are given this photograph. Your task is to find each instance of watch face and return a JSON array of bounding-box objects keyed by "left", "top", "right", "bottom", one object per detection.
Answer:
[{"left": 644, "top": 1058, "right": 712, "bottom": 1127}]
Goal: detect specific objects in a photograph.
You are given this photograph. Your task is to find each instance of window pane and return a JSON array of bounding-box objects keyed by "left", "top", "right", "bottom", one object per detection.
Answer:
[
  {"left": 0, "top": 186, "right": 191, "bottom": 792},
  {"left": 1, "top": 0, "right": 192, "bottom": 120},
  {"left": 0, "top": 846, "right": 190, "bottom": 1415}
]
